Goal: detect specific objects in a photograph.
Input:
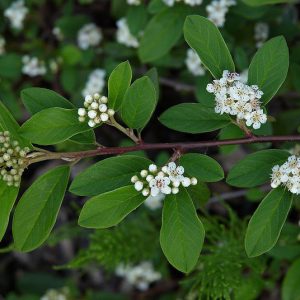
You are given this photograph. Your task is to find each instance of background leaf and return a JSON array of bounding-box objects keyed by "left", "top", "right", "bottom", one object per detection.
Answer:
[
  {"left": 245, "top": 187, "right": 293, "bottom": 257},
  {"left": 19, "top": 108, "right": 91, "bottom": 145},
  {"left": 248, "top": 36, "right": 289, "bottom": 104},
  {"left": 108, "top": 61, "right": 132, "bottom": 110},
  {"left": 184, "top": 15, "right": 235, "bottom": 78},
  {"left": 121, "top": 76, "right": 156, "bottom": 129},
  {"left": 159, "top": 103, "right": 230, "bottom": 133},
  {"left": 227, "top": 149, "right": 290, "bottom": 188},
  {"left": 282, "top": 258, "right": 300, "bottom": 300},
  {"left": 70, "top": 155, "right": 152, "bottom": 196},
  {"left": 160, "top": 188, "right": 205, "bottom": 273},
  {"left": 13, "top": 166, "right": 70, "bottom": 252},
  {"left": 180, "top": 153, "right": 224, "bottom": 182},
  {"left": 78, "top": 186, "right": 145, "bottom": 229}
]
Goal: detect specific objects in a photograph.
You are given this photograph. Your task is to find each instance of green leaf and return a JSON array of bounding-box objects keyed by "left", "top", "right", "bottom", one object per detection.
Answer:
[
  {"left": 139, "top": 5, "right": 191, "bottom": 62},
  {"left": 159, "top": 103, "right": 230, "bottom": 133},
  {"left": 160, "top": 188, "right": 205, "bottom": 273},
  {"left": 19, "top": 108, "right": 91, "bottom": 145},
  {"left": 0, "top": 53, "right": 22, "bottom": 80},
  {"left": 227, "top": 149, "right": 290, "bottom": 188},
  {"left": 282, "top": 258, "right": 300, "bottom": 300},
  {"left": 127, "top": 4, "right": 148, "bottom": 35},
  {"left": 78, "top": 186, "right": 145, "bottom": 229},
  {"left": 70, "top": 155, "right": 152, "bottom": 196},
  {"left": 242, "top": 0, "right": 293, "bottom": 5},
  {"left": 0, "top": 182, "right": 19, "bottom": 241},
  {"left": 248, "top": 36, "right": 289, "bottom": 104},
  {"left": 180, "top": 153, "right": 224, "bottom": 182},
  {"left": 245, "top": 187, "right": 293, "bottom": 257},
  {"left": 184, "top": 15, "right": 235, "bottom": 78},
  {"left": 21, "top": 88, "right": 73, "bottom": 115},
  {"left": 108, "top": 61, "right": 132, "bottom": 110},
  {"left": 13, "top": 166, "right": 70, "bottom": 252},
  {"left": 121, "top": 76, "right": 156, "bottom": 129},
  {"left": 145, "top": 67, "right": 159, "bottom": 101}
]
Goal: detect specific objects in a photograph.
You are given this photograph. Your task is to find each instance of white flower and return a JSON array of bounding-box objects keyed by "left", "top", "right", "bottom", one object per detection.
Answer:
[
  {"left": 116, "top": 262, "right": 161, "bottom": 291},
  {"left": 163, "top": 162, "right": 185, "bottom": 185},
  {"left": 206, "top": 0, "right": 236, "bottom": 27},
  {"left": 244, "top": 109, "right": 267, "bottom": 129},
  {"left": 149, "top": 174, "right": 171, "bottom": 196},
  {"left": 185, "top": 49, "right": 205, "bottom": 76},
  {"left": 82, "top": 69, "right": 106, "bottom": 97},
  {"left": 77, "top": 23, "right": 102, "bottom": 50},
  {"left": 144, "top": 193, "right": 165, "bottom": 210},
  {"left": 116, "top": 18, "right": 139, "bottom": 48},
  {"left": 4, "top": 0, "right": 28, "bottom": 30},
  {"left": 0, "top": 37, "right": 5, "bottom": 55},
  {"left": 22, "top": 56, "right": 47, "bottom": 77},
  {"left": 78, "top": 93, "right": 113, "bottom": 127},
  {"left": 255, "top": 22, "right": 269, "bottom": 48}
]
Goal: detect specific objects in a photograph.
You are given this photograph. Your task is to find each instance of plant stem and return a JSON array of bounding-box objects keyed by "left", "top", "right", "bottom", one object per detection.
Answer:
[{"left": 27, "top": 135, "right": 300, "bottom": 165}]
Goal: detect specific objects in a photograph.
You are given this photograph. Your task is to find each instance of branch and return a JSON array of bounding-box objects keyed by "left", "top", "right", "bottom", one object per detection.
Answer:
[{"left": 27, "top": 135, "right": 300, "bottom": 164}]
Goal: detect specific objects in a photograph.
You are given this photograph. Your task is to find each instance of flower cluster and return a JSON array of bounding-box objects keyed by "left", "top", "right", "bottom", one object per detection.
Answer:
[
  {"left": 4, "top": 0, "right": 28, "bottom": 30},
  {"left": 0, "top": 131, "right": 30, "bottom": 187},
  {"left": 78, "top": 93, "right": 115, "bottom": 128},
  {"left": 206, "top": 70, "right": 267, "bottom": 129},
  {"left": 22, "top": 55, "right": 47, "bottom": 77},
  {"left": 127, "top": 0, "right": 141, "bottom": 4},
  {"left": 82, "top": 68, "right": 106, "bottom": 97},
  {"left": 132, "top": 162, "right": 197, "bottom": 197},
  {"left": 0, "top": 37, "right": 5, "bottom": 55},
  {"left": 115, "top": 261, "right": 161, "bottom": 291},
  {"left": 206, "top": 0, "right": 236, "bottom": 27},
  {"left": 116, "top": 18, "right": 139, "bottom": 48},
  {"left": 41, "top": 288, "right": 69, "bottom": 300},
  {"left": 77, "top": 23, "right": 102, "bottom": 50},
  {"left": 271, "top": 155, "right": 300, "bottom": 195},
  {"left": 163, "top": 0, "right": 203, "bottom": 6},
  {"left": 185, "top": 49, "right": 205, "bottom": 77},
  {"left": 254, "top": 22, "right": 269, "bottom": 48}
]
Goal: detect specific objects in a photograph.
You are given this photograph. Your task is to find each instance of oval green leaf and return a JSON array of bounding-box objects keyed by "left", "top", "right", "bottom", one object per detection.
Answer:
[
  {"left": 19, "top": 108, "right": 91, "bottom": 145},
  {"left": 13, "top": 165, "right": 70, "bottom": 252},
  {"left": 248, "top": 36, "right": 289, "bottom": 104},
  {"left": 78, "top": 185, "right": 145, "bottom": 229},
  {"left": 159, "top": 103, "right": 230, "bottom": 134},
  {"left": 245, "top": 187, "right": 293, "bottom": 257},
  {"left": 108, "top": 61, "right": 132, "bottom": 110},
  {"left": 184, "top": 15, "right": 235, "bottom": 78},
  {"left": 227, "top": 149, "right": 290, "bottom": 188},
  {"left": 180, "top": 153, "right": 224, "bottom": 182},
  {"left": 70, "top": 155, "right": 152, "bottom": 196},
  {"left": 160, "top": 188, "right": 205, "bottom": 273},
  {"left": 121, "top": 76, "right": 156, "bottom": 129}
]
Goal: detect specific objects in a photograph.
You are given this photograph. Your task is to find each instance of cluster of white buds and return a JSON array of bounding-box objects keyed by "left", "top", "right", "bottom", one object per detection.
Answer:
[
  {"left": 254, "top": 22, "right": 269, "bottom": 48},
  {"left": 78, "top": 93, "right": 115, "bottom": 128},
  {"left": 185, "top": 49, "right": 206, "bottom": 77},
  {"left": 206, "top": 0, "right": 236, "bottom": 27},
  {"left": 127, "top": 0, "right": 141, "bottom": 4},
  {"left": 4, "top": 0, "right": 28, "bottom": 30},
  {"left": 115, "top": 261, "right": 161, "bottom": 291},
  {"left": 116, "top": 18, "right": 139, "bottom": 48},
  {"left": 207, "top": 70, "right": 267, "bottom": 130},
  {"left": 82, "top": 69, "right": 106, "bottom": 97},
  {"left": 22, "top": 55, "right": 47, "bottom": 77},
  {"left": 41, "top": 288, "right": 69, "bottom": 300},
  {"left": 77, "top": 23, "right": 102, "bottom": 50},
  {"left": 0, "top": 131, "right": 30, "bottom": 187},
  {"left": 0, "top": 37, "right": 5, "bottom": 55},
  {"left": 132, "top": 162, "right": 197, "bottom": 197},
  {"left": 271, "top": 155, "right": 300, "bottom": 195},
  {"left": 163, "top": 0, "right": 203, "bottom": 6}
]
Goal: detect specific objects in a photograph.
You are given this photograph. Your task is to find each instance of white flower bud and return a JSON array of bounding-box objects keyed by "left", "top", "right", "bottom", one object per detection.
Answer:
[
  {"left": 88, "top": 110, "right": 97, "bottom": 119},
  {"left": 99, "top": 104, "right": 107, "bottom": 112},
  {"left": 78, "top": 116, "right": 85, "bottom": 122},
  {"left": 142, "top": 188, "right": 150, "bottom": 196},
  {"left": 3, "top": 153, "right": 10, "bottom": 161},
  {"left": 93, "top": 93, "right": 100, "bottom": 100},
  {"left": 131, "top": 175, "right": 138, "bottom": 183},
  {"left": 148, "top": 164, "right": 157, "bottom": 173},
  {"left": 107, "top": 109, "right": 115, "bottom": 116},
  {"left": 146, "top": 175, "right": 154, "bottom": 182},
  {"left": 162, "top": 166, "right": 168, "bottom": 173},
  {"left": 78, "top": 108, "right": 86, "bottom": 116},
  {"left": 134, "top": 181, "right": 143, "bottom": 191},
  {"left": 191, "top": 177, "right": 198, "bottom": 185},
  {"left": 140, "top": 170, "right": 148, "bottom": 177},
  {"left": 88, "top": 120, "right": 96, "bottom": 127},
  {"left": 85, "top": 95, "right": 93, "bottom": 103},
  {"left": 182, "top": 177, "right": 191, "bottom": 187},
  {"left": 94, "top": 116, "right": 101, "bottom": 124},
  {"left": 157, "top": 171, "right": 165, "bottom": 177},
  {"left": 100, "top": 113, "right": 109, "bottom": 122},
  {"left": 172, "top": 187, "right": 179, "bottom": 194},
  {"left": 172, "top": 180, "right": 180, "bottom": 188},
  {"left": 100, "top": 96, "right": 108, "bottom": 103},
  {"left": 90, "top": 102, "right": 99, "bottom": 110}
]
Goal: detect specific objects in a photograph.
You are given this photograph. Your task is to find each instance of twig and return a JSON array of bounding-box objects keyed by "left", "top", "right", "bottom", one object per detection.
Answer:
[
  {"left": 159, "top": 78, "right": 196, "bottom": 93},
  {"left": 27, "top": 135, "right": 300, "bottom": 165}
]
